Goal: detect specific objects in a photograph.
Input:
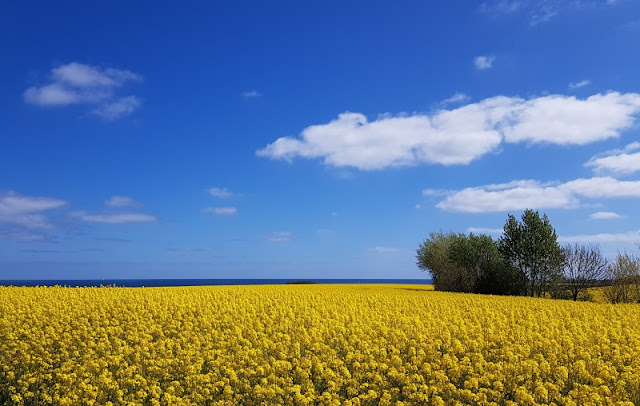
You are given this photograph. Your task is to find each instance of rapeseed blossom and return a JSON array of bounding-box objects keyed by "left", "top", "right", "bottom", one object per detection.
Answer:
[{"left": 0, "top": 284, "right": 638, "bottom": 405}]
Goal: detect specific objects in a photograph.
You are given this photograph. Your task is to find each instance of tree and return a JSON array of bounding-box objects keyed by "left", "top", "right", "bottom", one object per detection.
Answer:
[
  {"left": 416, "top": 231, "right": 471, "bottom": 292},
  {"left": 417, "top": 232, "right": 522, "bottom": 295},
  {"left": 448, "top": 233, "right": 523, "bottom": 295},
  {"left": 605, "top": 252, "right": 640, "bottom": 303},
  {"left": 562, "top": 243, "right": 608, "bottom": 301},
  {"left": 498, "top": 209, "right": 564, "bottom": 297}
]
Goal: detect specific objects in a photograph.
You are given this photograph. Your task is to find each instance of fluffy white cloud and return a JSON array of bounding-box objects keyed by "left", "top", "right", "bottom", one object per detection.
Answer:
[
  {"left": 24, "top": 62, "right": 142, "bottom": 119},
  {"left": 435, "top": 180, "right": 577, "bottom": 213},
  {"left": 203, "top": 207, "right": 238, "bottom": 216},
  {"left": 434, "top": 177, "right": 640, "bottom": 213},
  {"left": 586, "top": 142, "right": 640, "bottom": 175},
  {"left": 501, "top": 93, "right": 640, "bottom": 145},
  {"left": 73, "top": 212, "right": 157, "bottom": 224},
  {"left": 558, "top": 231, "right": 639, "bottom": 243},
  {"left": 209, "top": 187, "right": 234, "bottom": 198},
  {"left": 258, "top": 92, "right": 640, "bottom": 170},
  {"left": 268, "top": 231, "right": 292, "bottom": 242},
  {"left": 0, "top": 191, "right": 67, "bottom": 229},
  {"left": 569, "top": 79, "right": 591, "bottom": 89},
  {"left": 474, "top": 56, "right": 495, "bottom": 69},
  {"left": 589, "top": 211, "right": 624, "bottom": 220},
  {"left": 105, "top": 196, "right": 142, "bottom": 207}
]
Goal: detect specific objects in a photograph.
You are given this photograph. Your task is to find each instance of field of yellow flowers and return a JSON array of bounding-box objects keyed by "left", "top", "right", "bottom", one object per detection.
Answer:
[{"left": 1, "top": 284, "right": 639, "bottom": 405}]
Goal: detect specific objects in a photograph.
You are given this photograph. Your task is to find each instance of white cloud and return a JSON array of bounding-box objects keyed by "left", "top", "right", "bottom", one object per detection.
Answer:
[
  {"left": 500, "top": 92, "right": 640, "bottom": 145},
  {"left": 24, "top": 62, "right": 142, "bottom": 119},
  {"left": 73, "top": 212, "right": 157, "bottom": 224},
  {"left": 52, "top": 62, "right": 141, "bottom": 88},
  {"left": 258, "top": 92, "right": 640, "bottom": 170},
  {"left": 559, "top": 230, "right": 640, "bottom": 243},
  {"left": 434, "top": 177, "right": 640, "bottom": 213},
  {"left": 530, "top": 7, "right": 557, "bottom": 26},
  {"left": 369, "top": 246, "right": 400, "bottom": 253},
  {"left": 589, "top": 211, "right": 624, "bottom": 220},
  {"left": 465, "top": 227, "right": 503, "bottom": 235},
  {"left": 105, "top": 196, "right": 142, "bottom": 207},
  {"left": 0, "top": 191, "right": 67, "bottom": 229},
  {"left": 243, "top": 90, "right": 261, "bottom": 98},
  {"left": 442, "top": 93, "right": 470, "bottom": 105},
  {"left": 569, "top": 79, "right": 591, "bottom": 89},
  {"left": 481, "top": 1, "right": 618, "bottom": 26},
  {"left": 586, "top": 142, "right": 640, "bottom": 175},
  {"left": 209, "top": 187, "right": 234, "bottom": 198},
  {"left": 93, "top": 96, "right": 141, "bottom": 120},
  {"left": 435, "top": 180, "right": 577, "bottom": 213},
  {"left": 474, "top": 56, "right": 495, "bottom": 70},
  {"left": 203, "top": 207, "right": 238, "bottom": 216},
  {"left": 561, "top": 177, "right": 640, "bottom": 198},
  {"left": 268, "top": 231, "right": 293, "bottom": 242},
  {"left": 415, "top": 204, "right": 422, "bottom": 209},
  {"left": 480, "top": 1, "right": 522, "bottom": 14}
]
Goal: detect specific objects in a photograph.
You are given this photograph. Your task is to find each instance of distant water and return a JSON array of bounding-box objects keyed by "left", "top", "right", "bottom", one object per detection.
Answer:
[{"left": 0, "top": 279, "right": 432, "bottom": 287}]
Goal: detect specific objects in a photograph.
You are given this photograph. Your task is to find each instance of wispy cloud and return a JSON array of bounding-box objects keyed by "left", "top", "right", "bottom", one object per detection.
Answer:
[
  {"left": 105, "top": 195, "right": 142, "bottom": 208},
  {"left": 586, "top": 142, "right": 640, "bottom": 175},
  {"left": 243, "top": 90, "right": 262, "bottom": 98},
  {"left": 569, "top": 79, "right": 591, "bottom": 89},
  {"left": 0, "top": 231, "right": 47, "bottom": 241},
  {"left": 433, "top": 177, "right": 640, "bottom": 213},
  {"left": 442, "top": 93, "right": 470, "bottom": 105},
  {"left": 559, "top": 230, "right": 640, "bottom": 243},
  {"left": 24, "top": 62, "right": 142, "bottom": 119},
  {"left": 481, "top": 0, "right": 618, "bottom": 26},
  {"left": 0, "top": 191, "right": 67, "bottom": 229},
  {"left": 368, "top": 246, "right": 400, "bottom": 253},
  {"left": 465, "top": 227, "right": 503, "bottom": 235},
  {"left": 474, "top": 56, "right": 495, "bottom": 70},
  {"left": 92, "top": 96, "right": 141, "bottom": 120},
  {"left": 202, "top": 207, "right": 238, "bottom": 216},
  {"left": 589, "top": 211, "right": 624, "bottom": 220},
  {"left": 72, "top": 211, "right": 157, "bottom": 224},
  {"left": 209, "top": 187, "right": 234, "bottom": 198},
  {"left": 259, "top": 92, "right": 640, "bottom": 171},
  {"left": 268, "top": 231, "right": 293, "bottom": 242}
]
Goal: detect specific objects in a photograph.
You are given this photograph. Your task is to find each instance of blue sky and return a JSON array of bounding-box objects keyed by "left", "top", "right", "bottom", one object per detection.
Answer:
[{"left": 2, "top": 1, "right": 640, "bottom": 279}]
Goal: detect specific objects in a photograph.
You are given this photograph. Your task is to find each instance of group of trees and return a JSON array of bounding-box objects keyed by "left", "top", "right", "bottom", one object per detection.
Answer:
[{"left": 417, "top": 209, "right": 640, "bottom": 303}]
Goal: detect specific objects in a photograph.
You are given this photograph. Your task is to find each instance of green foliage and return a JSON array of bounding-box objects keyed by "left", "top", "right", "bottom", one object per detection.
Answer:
[
  {"left": 498, "top": 209, "right": 564, "bottom": 297},
  {"left": 416, "top": 231, "right": 521, "bottom": 295}
]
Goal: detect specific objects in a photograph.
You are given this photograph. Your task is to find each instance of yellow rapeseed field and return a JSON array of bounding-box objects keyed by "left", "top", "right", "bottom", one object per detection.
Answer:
[{"left": 1, "top": 284, "right": 639, "bottom": 405}]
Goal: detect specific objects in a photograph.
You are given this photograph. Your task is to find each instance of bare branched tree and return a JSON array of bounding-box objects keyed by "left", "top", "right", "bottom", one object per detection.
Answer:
[
  {"left": 605, "top": 252, "right": 640, "bottom": 304},
  {"left": 562, "top": 243, "right": 608, "bottom": 301}
]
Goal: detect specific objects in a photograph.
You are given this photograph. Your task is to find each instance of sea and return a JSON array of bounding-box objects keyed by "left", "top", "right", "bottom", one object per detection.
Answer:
[{"left": 0, "top": 279, "right": 432, "bottom": 287}]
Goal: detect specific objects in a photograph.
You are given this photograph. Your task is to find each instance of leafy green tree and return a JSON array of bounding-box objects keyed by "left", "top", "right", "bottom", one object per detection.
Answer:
[
  {"left": 498, "top": 209, "right": 564, "bottom": 297},
  {"left": 416, "top": 231, "right": 470, "bottom": 292},
  {"left": 448, "top": 233, "right": 523, "bottom": 295},
  {"left": 417, "top": 232, "right": 523, "bottom": 295}
]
